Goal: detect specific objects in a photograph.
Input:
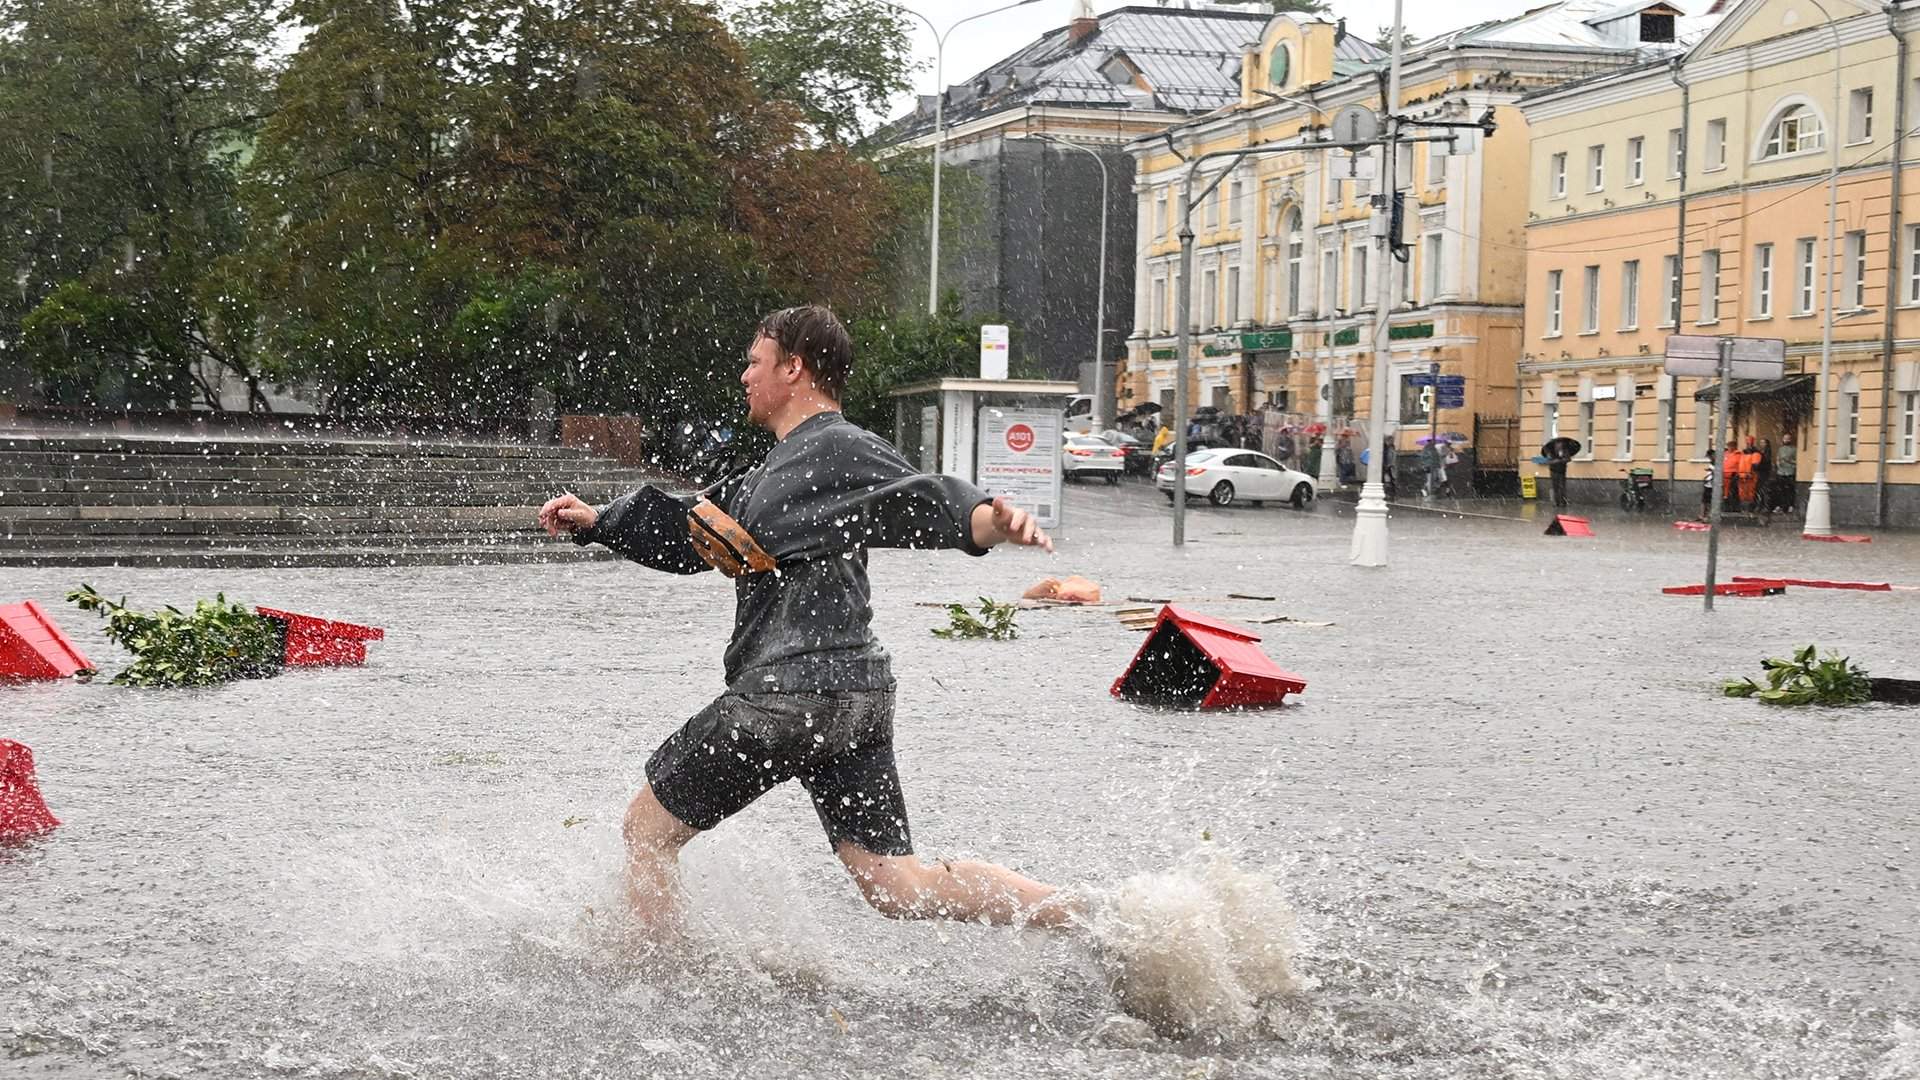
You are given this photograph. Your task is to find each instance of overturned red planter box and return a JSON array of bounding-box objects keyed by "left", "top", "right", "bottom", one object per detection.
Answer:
[
  {"left": 255, "top": 608, "right": 385, "bottom": 667},
  {"left": 0, "top": 739, "right": 60, "bottom": 840},
  {"left": 0, "top": 600, "right": 94, "bottom": 682},
  {"left": 1111, "top": 605, "right": 1306, "bottom": 709}
]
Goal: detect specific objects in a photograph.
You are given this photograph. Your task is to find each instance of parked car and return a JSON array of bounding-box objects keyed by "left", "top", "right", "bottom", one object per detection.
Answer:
[
  {"left": 1062, "top": 434, "right": 1125, "bottom": 483},
  {"left": 1093, "top": 429, "right": 1152, "bottom": 475},
  {"left": 1156, "top": 447, "right": 1316, "bottom": 509}
]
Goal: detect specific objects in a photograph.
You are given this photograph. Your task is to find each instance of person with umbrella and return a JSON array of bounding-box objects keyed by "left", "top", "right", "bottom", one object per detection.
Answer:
[{"left": 1541, "top": 436, "right": 1580, "bottom": 509}]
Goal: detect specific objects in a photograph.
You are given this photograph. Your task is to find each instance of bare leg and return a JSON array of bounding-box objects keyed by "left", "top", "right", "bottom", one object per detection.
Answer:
[
  {"left": 835, "top": 842, "right": 1084, "bottom": 929},
  {"left": 622, "top": 784, "right": 699, "bottom": 932}
]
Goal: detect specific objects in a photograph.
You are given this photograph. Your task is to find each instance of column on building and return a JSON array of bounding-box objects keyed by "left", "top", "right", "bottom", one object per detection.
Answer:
[
  {"left": 1133, "top": 188, "right": 1152, "bottom": 333},
  {"left": 1236, "top": 165, "right": 1259, "bottom": 328}
]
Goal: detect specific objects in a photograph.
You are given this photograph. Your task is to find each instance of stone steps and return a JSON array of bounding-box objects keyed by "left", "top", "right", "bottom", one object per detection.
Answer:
[{"left": 0, "top": 432, "right": 670, "bottom": 567}]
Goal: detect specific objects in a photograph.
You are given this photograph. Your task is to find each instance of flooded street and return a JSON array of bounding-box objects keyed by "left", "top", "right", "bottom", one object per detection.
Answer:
[{"left": 4, "top": 485, "right": 1918, "bottom": 1079}]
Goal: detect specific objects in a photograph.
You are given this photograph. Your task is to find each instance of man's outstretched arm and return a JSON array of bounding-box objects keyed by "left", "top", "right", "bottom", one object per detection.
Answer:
[
  {"left": 538, "top": 488, "right": 709, "bottom": 574},
  {"left": 968, "top": 496, "right": 1054, "bottom": 553}
]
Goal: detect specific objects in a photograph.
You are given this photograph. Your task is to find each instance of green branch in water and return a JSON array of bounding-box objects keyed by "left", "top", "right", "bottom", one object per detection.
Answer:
[
  {"left": 931, "top": 596, "right": 1020, "bottom": 641},
  {"left": 67, "top": 584, "right": 282, "bottom": 688},
  {"left": 1722, "top": 644, "right": 1871, "bottom": 706}
]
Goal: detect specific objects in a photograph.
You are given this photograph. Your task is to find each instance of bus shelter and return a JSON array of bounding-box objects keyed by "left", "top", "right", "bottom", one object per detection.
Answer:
[{"left": 888, "top": 377, "right": 1078, "bottom": 529}]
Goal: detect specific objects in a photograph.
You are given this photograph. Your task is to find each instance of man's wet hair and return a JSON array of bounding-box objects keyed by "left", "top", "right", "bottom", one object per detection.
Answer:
[{"left": 757, "top": 305, "right": 853, "bottom": 399}]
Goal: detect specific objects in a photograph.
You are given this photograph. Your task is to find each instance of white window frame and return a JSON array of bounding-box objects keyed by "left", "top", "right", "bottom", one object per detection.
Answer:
[
  {"left": 1621, "top": 259, "right": 1641, "bottom": 330},
  {"left": 1543, "top": 400, "right": 1559, "bottom": 440},
  {"left": 1422, "top": 232, "right": 1443, "bottom": 305},
  {"left": 1588, "top": 145, "right": 1606, "bottom": 192},
  {"left": 1627, "top": 136, "right": 1645, "bottom": 186},
  {"left": 1155, "top": 191, "right": 1169, "bottom": 237},
  {"left": 1692, "top": 400, "right": 1712, "bottom": 460},
  {"left": 1845, "top": 230, "right": 1868, "bottom": 309},
  {"left": 1618, "top": 395, "right": 1636, "bottom": 461},
  {"left": 1657, "top": 396, "right": 1675, "bottom": 462},
  {"left": 1225, "top": 262, "right": 1241, "bottom": 325},
  {"left": 1838, "top": 375, "right": 1861, "bottom": 460},
  {"left": 1578, "top": 400, "right": 1596, "bottom": 458},
  {"left": 1152, "top": 274, "right": 1168, "bottom": 334},
  {"left": 1426, "top": 146, "right": 1447, "bottom": 190},
  {"left": 1285, "top": 210, "right": 1305, "bottom": 317},
  {"left": 1550, "top": 152, "right": 1567, "bottom": 200},
  {"left": 1898, "top": 390, "right": 1918, "bottom": 461},
  {"left": 1350, "top": 234, "right": 1370, "bottom": 311},
  {"left": 1760, "top": 103, "right": 1824, "bottom": 159},
  {"left": 1796, "top": 238, "right": 1818, "bottom": 315},
  {"left": 1320, "top": 242, "right": 1339, "bottom": 314},
  {"left": 1698, "top": 249, "right": 1721, "bottom": 323},
  {"left": 1201, "top": 266, "right": 1219, "bottom": 329},
  {"left": 1848, "top": 87, "right": 1874, "bottom": 145},
  {"left": 1908, "top": 224, "right": 1920, "bottom": 306},
  {"left": 1582, "top": 265, "right": 1600, "bottom": 334},
  {"left": 1546, "top": 269, "right": 1564, "bottom": 337},
  {"left": 1668, "top": 128, "right": 1684, "bottom": 179},
  {"left": 1754, "top": 243, "right": 1774, "bottom": 318},
  {"left": 1228, "top": 178, "right": 1244, "bottom": 225},
  {"left": 1205, "top": 186, "right": 1221, "bottom": 229},
  {"left": 1706, "top": 118, "right": 1728, "bottom": 171}
]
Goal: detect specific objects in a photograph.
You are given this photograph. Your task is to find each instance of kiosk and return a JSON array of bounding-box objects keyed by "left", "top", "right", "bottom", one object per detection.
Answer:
[{"left": 888, "top": 377, "right": 1078, "bottom": 529}]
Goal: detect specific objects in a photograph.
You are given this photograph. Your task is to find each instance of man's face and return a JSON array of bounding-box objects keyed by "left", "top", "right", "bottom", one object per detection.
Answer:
[{"left": 741, "top": 334, "right": 797, "bottom": 427}]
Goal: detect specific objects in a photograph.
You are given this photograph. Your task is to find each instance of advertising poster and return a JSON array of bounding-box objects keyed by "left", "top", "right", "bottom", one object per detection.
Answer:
[{"left": 976, "top": 407, "right": 1062, "bottom": 529}]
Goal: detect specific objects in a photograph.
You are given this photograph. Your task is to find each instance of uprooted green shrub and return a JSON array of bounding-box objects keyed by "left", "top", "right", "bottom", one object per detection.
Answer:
[
  {"left": 1723, "top": 644, "right": 1871, "bottom": 706},
  {"left": 931, "top": 596, "right": 1019, "bottom": 641},
  {"left": 68, "top": 584, "right": 281, "bottom": 688}
]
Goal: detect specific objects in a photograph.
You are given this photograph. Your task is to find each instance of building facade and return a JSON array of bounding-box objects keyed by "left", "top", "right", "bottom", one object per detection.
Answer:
[
  {"left": 1117, "top": 3, "right": 1703, "bottom": 490},
  {"left": 1518, "top": 0, "right": 1917, "bottom": 525},
  {"left": 878, "top": 4, "right": 1269, "bottom": 392}
]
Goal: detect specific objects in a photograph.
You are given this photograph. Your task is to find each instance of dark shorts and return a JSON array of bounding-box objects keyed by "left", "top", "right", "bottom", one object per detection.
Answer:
[{"left": 645, "top": 688, "right": 911, "bottom": 856}]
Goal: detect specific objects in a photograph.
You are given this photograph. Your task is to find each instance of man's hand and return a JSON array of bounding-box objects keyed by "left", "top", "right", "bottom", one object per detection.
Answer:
[
  {"left": 538, "top": 493, "right": 597, "bottom": 538},
  {"left": 972, "top": 496, "right": 1053, "bottom": 553}
]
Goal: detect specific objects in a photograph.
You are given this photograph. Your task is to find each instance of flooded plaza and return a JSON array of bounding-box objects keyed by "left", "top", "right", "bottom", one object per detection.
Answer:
[{"left": 4, "top": 485, "right": 1917, "bottom": 1079}]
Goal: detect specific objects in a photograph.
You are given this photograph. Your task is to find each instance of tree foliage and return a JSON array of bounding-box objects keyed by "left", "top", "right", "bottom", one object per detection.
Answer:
[
  {"left": 727, "top": 0, "right": 917, "bottom": 148},
  {"left": 0, "top": 0, "right": 276, "bottom": 408}
]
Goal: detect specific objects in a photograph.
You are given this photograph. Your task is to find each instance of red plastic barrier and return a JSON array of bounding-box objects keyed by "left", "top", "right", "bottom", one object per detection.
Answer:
[
  {"left": 0, "top": 600, "right": 94, "bottom": 681},
  {"left": 1673, "top": 520, "right": 1711, "bottom": 532},
  {"left": 255, "top": 608, "right": 385, "bottom": 667},
  {"left": 0, "top": 740, "right": 60, "bottom": 839},
  {"left": 1545, "top": 515, "right": 1594, "bottom": 537},
  {"left": 1732, "top": 576, "right": 1892, "bottom": 592},
  {"left": 1802, "top": 533, "right": 1872, "bottom": 543},
  {"left": 1662, "top": 581, "right": 1787, "bottom": 597},
  {"left": 1111, "top": 605, "right": 1306, "bottom": 709}
]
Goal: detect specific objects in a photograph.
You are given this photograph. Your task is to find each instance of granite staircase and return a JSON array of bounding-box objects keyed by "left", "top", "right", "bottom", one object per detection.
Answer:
[{"left": 0, "top": 435, "right": 664, "bottom": 567}]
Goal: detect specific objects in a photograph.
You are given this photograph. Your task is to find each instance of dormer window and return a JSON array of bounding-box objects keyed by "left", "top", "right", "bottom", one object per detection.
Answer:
[
  {"left": 1268, "top": 44, "right": 1291, "bottom": 89},
  {"left": 1762, "top": 104, "right": 1824, "bottom": 158},
  {"left": 1639, "top": 11, "right": 1675, "bottom": 42}
]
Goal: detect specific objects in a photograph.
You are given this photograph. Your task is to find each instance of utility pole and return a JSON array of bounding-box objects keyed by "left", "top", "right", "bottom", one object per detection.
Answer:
[{"left": 1350, "top": 0, "right": 1406, "bottom": 567}]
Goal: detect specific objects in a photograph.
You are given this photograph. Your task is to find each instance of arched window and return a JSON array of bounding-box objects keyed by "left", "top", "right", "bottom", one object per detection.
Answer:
[
  {"left": 1761, "top": 103, "right": 1824, "bottom": 159},
  {"left": 1284, "top": 208, "right": 1304, "bottom": 318},
  {"left": 1268, "top": 44, "right": 1291, "bottom": 89}
]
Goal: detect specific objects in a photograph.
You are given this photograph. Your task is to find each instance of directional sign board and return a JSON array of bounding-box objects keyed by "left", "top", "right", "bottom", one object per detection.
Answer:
[
  {"left": 1406, "top": 374, "right": 1466, "bottom": 388},
  {"left": 1435, "top": 391, "right": 1466, "bottom": 409},
  {"left": 1664, "top": 335, "right": 1786, "bottom": 380}
]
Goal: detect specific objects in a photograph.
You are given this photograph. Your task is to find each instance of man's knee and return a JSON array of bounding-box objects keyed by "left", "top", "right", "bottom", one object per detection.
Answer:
[{"left": 623, "top": 785, "right": 696, "bottom": 857}]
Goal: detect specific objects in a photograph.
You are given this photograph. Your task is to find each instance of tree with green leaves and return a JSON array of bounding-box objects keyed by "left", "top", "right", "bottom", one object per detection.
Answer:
[
  {"left": 0, "top": 0, "right": 276, "bottom": 408},
  {"left": 726, "top": 0, "right": 918, "bottom": 148}
]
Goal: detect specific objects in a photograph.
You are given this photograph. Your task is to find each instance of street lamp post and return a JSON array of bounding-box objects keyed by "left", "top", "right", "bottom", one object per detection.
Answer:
[
  {"left": 1351, "top": 0, "right": 1407, "bottom": 567},
  {"left": 1035, "top": 134, "right": 1111, "bottom": 431},
  {"left": 1802, "top": 0, "right": 1846, "bottom": 536},
  {"left": 892, "top": 0, "right": 1044, "bottom": 316}
]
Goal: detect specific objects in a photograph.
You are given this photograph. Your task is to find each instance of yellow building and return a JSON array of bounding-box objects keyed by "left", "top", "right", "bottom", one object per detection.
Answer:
[
  {"left": 1119, "top": 2, "right": 1695, "bottom": 489},
  {"left": 1518, "top": 0, "right": 1919, "bottom": 525}
]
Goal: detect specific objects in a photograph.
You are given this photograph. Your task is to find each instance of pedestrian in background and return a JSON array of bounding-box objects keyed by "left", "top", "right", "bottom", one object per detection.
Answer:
[
  {"left": 1772, "top": 432, "right": 1797, "bottom": 515},
  {"left": 1755, "top": 437, "right": 1775, "bottom": 519}
]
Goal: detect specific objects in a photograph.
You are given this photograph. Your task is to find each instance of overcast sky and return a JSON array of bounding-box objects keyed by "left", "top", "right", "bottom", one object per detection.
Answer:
[{"left": 882, "top": 0, "right": 1556, "bottom": 123}]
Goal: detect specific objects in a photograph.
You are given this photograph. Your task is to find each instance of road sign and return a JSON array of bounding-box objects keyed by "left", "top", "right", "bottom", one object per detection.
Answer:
[
  {"left": 1331, "top": 104, "right": 1378, "bottom": 144},
  {"left": 1435, "top": 394, "right": 1465, "bottom": 409},
  {"left": 1663, "top": 334, "right": 1786, "bottom": 380},
  {"left": 980, "top": 324, "right": 1010, "bottom": 380},
  {"left": 1406, "top": 374, "right": 1465, "bottom": 388}
]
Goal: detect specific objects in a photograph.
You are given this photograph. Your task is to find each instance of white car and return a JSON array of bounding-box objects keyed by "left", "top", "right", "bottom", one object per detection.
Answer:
[
  {"left": 1062, "top": 434, "right": 1126, "bottom": 483},
  {"left": 1156, "top": 447, "right": 1316, "bottom": 509}
]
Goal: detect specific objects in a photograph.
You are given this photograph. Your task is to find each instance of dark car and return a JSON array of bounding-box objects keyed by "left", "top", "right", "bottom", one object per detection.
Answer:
[{"left": 1094, "top": 429, "right": 1152, "bottom": 475}]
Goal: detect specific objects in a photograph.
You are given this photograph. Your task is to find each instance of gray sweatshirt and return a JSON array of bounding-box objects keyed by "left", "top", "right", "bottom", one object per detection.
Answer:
[{"left": 577, "top": 411, "right": 992, "bottom": 693}]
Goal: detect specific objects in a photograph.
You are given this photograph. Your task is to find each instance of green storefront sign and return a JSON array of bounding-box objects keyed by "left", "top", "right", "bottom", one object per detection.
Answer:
[
  {"left": 1149, "top": 330, "right": 1293, "bottom": 361},
  {"left": 1332, "top": 322, "right": 1433, "bottom": 348}
]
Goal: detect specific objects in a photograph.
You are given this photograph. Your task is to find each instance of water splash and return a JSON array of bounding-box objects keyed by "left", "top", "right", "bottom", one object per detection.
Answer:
[{"left": 1084, "top": 844, "right": 1306, "bottom": 1039}]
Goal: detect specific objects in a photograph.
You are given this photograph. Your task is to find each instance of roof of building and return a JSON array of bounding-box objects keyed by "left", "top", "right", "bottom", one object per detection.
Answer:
[
  {"left": 1411, "top": 0, "right": 1716, "bottom": 55},
  {"left": 878, "top": 4, "right": 1273, "bottom": 143}
]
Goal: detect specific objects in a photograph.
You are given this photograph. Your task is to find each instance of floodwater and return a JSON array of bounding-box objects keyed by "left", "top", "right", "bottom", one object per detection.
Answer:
[{"left": 4, "top": 485, "right": 1918, "bottom": 1078}]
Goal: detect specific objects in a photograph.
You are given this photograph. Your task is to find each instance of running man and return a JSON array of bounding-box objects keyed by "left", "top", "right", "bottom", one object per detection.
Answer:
[{"left": 539, "top": 305, "right": 1076, "bottom": 934}]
